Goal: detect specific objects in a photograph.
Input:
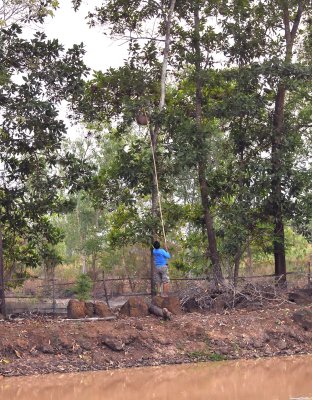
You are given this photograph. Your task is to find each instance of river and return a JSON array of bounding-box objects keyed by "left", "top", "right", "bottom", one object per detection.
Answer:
[{"left": 1, "top": 355, "right": 312, "bottom": 400}]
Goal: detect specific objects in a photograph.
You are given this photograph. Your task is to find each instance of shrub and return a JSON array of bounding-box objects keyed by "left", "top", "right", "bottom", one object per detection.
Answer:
[{"left": 74, "top": 273, "right": 93, "bottom": 301}]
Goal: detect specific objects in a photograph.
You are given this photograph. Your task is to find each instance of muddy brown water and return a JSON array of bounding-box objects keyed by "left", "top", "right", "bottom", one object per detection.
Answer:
[{"left": 1, "top": 355, "right": 312, "bottom": 400}]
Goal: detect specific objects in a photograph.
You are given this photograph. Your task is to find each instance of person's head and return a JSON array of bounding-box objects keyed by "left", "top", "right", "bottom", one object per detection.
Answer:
[{"left": 153, "top": 240, "right": 160, "bottom": 249}]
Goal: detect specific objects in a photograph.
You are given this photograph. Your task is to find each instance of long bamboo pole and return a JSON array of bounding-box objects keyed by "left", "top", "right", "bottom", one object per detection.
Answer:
[{"left": 150, "top": 0, "right": 176, "bottom": 296}]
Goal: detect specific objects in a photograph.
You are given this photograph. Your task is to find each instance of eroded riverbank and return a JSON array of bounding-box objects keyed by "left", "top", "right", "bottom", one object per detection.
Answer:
[{"left": 0, "top": 302, "right": 312, "bottom": 377}]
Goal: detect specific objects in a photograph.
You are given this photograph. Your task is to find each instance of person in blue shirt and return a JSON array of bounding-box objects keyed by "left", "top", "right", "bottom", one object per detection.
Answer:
[{"left": 153, "top": 240, "right": 170, "bottom": 296}]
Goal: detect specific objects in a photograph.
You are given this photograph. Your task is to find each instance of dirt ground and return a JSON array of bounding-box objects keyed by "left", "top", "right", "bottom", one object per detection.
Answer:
[{"left": 0, "top": 301, "right": 312, "bottom": 377}]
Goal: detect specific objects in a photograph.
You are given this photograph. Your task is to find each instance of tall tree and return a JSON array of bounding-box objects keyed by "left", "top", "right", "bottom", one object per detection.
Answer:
[
  {"left": 270, "top": 1, "right": 304, "bottom": 282},
  {"left": 220, "top": 0, "right": 312, "bottom": 282},
  {"left": 0, "top": 24, "right": 88, "bottom": 315},
  {"left": 74, "top": 0, "right": 227, "bottom": 284}
]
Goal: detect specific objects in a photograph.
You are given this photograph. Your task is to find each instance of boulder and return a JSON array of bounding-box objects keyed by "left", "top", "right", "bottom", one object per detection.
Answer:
[
  {"left": 40, "top": 343, "right": 55, "bottom": 354},
  {"left": 67, "top": 299, "right": 86, "bottom": 319},
  {"left": 152, "top": 295, "right": 182, "bottom": 315},
  {"left": 119, "top": 297, "right": 149, "bottom": 317},
  {"left": 85, "top": 302, "right": 95, "bottom": 317},
  {"left": 94, "top": 302, "right": 113, "bottom": 317},
  {"left": 293, "top": 309, "right": 312, "bottom": 330},
  {"left": 101, "top": 335, "right": 124, "bottom": 352}
]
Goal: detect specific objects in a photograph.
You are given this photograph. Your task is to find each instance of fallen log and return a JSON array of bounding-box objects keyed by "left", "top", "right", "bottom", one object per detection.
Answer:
[
  {"left": 149, "top": 304, "right": 172, "bottom": 320},
  {"left": 62, "top": 316, "right": 116, "bottom": 322}
]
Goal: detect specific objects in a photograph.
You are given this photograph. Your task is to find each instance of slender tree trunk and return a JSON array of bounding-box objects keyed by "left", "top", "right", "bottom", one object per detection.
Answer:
[
  {"left": 0, "top": 228, "right": 6, "bottom": 318},
  {"left": 272, "top": 85, "right": 287, "bottom": 282},
  {"left": 246, "top": 243, "right": 253, "bottom": 275},
  {"left": 159, "top": 0, "right": 176, "bottom": 110},
  {"left": 194, "top": 6, "right": 223, "bottom": 285},
  {"left": 76, "top": 197, "right": 87, "bottom": 274},
  {"left": 233, "top": 252, "right": 241, "bottom": 288},
  {"left": 271, "top": 2, "right": 303, "bottom": 284},
  {"left": 122, "top": 248, "right": 135, "bottom": 292},
  {"left": 91, "top": 209, "right": 100, "bottom": 281},
  {"left": 102, "top": 271, "right": 110, "bottom": 308},
  {"left": 91, "top": 253, "right": 97, "bottom": 281},
  {"left": 150, "top": 124, "right": 158, "bottom": 296}
]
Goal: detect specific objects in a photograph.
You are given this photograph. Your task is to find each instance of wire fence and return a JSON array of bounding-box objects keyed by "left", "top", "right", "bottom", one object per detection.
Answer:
[{"left": 2, "top": 266, "right": 311, "bottom": 316}]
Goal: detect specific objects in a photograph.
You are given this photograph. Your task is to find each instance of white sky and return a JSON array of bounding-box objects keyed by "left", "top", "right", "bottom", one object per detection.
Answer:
[
  {"left": 44, "top": 0, "right": 127, "bottom": 71},
  {"left": 42, "top": 0, "right": 128, "bottom": 138}
]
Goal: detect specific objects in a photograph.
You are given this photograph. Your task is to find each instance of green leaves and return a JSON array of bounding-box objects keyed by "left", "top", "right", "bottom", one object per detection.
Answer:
[
  {"left": 74, "top": 273, "right": 92, "bottom": 301},
  {"left": 0, "top": 22, "right": 89, "bottom": 277}
]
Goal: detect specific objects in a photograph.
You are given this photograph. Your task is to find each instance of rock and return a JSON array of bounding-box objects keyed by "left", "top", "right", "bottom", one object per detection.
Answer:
[
  {"left": 252, "top": 339, "right": 264, "bottom": 349},
  {"left": 122, "top": 334, "right": 138, "bottom": 345},
  {"left": 293, "top": 309, "right": 312, "bottom": 330},
  {"left": 135, "top": 322, "right": 144, "bottom": 331},
  {"left": 152, "top": 296, "right": 165, "bottom": 308},
  {"left": 276, "top": 339, "right": 287, "bottom": 350},
  {"left": 85, "top": 302, "right": 95, "bottom": 317},
  {"left": 288, "top": 289, "right": 312, "bottom": 305},
  {"left": 94, "top": 302, "right": 113, "bottom": 317},
  {"left": 78, "top": 340, "right": 93, "bottom": 351},
  {"left": 40, "top": 344, "right": 55, "bottom": 354},
  {"left": 67, "top": 299, "right": 86, "bottom": 319},
  {"left": 102, "top": 336, "right": 124, "bottom": 352},
  {"left": 119, "top": 297, "right": 149, "bottom": 317},
  {"left": 152, "top": 296, "right": 182, "bottom": 315}
]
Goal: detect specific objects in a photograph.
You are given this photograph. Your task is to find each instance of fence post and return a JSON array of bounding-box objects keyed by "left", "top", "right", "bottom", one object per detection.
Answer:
[
  {"left": 0, "top": 229, "right": 6, "bottom": 318},
  {"left": 102, "top": 271, "right": 110, "bottom": 308},
  {"left": 52, "top": 269, "right": 56, "bottom": 317}
]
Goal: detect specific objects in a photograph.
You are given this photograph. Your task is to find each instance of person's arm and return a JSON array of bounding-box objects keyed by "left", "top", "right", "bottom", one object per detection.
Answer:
[{"left": 161, "top": 249, "right": 170, "bottom": 259}]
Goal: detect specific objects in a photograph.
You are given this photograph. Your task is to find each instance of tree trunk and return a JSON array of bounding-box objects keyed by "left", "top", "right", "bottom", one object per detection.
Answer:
[
  {"left": 102, "top": 271, "right": 110, "bottom": 308},
  {"left": 271, "top": 85, "right": 287, "bottom": 283},
  {"left": 194, "top": 6, "right": 223, "bottom": 285},
  {"left": 0, "top": 228, "right": 6, "bottom": 318},
  {"left": 246, "top": 244, "right": 253, "bottom": 275},
  {"left": 271, "top": 2, "right": 303, "bottom": 284},
  {"left": 233, "top": 251, "right": 242, "bottom": 288},
  {"left": 91, "top": 253, "right": 97, "bottom": 281},
  {"left": 122, "top": 248, "right": 135, "bottom": 293},
  {"left": 150, "top": 124, "right": 158, "bottom": 296}
]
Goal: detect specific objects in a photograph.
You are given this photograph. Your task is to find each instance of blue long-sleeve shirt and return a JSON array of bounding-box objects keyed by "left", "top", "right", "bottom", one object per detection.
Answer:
[{"left": 153, "top": 248, "right": 170, "bottom": 268}]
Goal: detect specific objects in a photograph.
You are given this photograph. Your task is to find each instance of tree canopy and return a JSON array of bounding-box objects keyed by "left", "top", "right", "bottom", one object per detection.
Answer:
[{"left": 1, "top": 0, "right": 312, "bottom": 295}]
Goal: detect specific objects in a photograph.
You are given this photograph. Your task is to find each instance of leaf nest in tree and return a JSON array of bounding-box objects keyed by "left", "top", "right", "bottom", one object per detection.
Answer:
[{"left": 135, "top": 112, "right": 149, "bottom": 125}]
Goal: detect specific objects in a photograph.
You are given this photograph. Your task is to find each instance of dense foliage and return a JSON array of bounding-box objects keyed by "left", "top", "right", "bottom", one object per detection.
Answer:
[{"left": 2, "top": 0, "right": 312, "bottom": 290}]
